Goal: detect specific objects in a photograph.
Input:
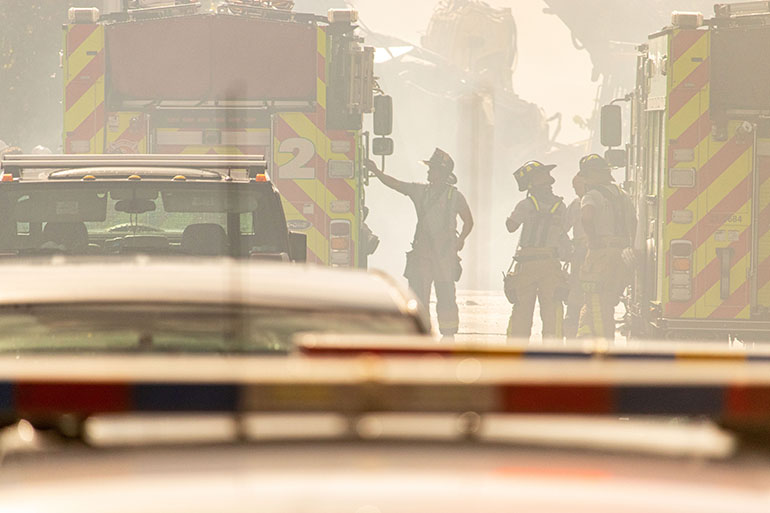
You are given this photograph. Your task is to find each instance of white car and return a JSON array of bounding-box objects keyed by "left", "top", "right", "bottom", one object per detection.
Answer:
[{"left": 0, "top": 258, "right": 429, "bottom": 354}]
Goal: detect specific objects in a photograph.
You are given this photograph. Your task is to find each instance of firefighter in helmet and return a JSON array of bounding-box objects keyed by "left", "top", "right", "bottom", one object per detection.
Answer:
[
  {"left": 505, "top": 160, "right": 569, "bottom": 340},
  {"left": 576, "top": 154, "right": 637, "bottom": 340},
  {"left": 366, "top": 148, "right": 474, "bottom": 339}
]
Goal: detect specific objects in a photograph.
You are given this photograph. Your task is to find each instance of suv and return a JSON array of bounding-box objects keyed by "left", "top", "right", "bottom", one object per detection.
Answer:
[{"left": 0, "top": 154, "right": 305, "bottom": 260}]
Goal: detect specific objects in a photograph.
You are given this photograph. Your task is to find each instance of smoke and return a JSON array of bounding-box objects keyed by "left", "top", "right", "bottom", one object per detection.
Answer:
[{"left": 354, "top": 0, "right": 715, "bottom": 289}]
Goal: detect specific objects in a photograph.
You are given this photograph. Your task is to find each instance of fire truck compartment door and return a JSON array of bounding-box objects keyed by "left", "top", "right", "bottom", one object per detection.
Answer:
[{"left": 105, "top": 16, "right": 317, "bottom": 102}]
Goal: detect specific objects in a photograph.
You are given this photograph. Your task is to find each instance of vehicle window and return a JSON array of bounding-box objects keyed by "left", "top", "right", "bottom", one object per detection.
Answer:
[
  {"left": 0, "top": 304, "right": 418, "bottom": 355},
  {"left": 0, "top": 183, "right": 285, "bottom": 257}
]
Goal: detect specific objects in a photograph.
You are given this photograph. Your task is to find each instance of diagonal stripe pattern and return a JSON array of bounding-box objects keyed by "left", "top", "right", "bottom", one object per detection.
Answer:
[
  {"left": 63, "top": 24, "right": 105, "bottom": 154},
  {"left": 663, "top": 29, "right": 756, "bottom": 321}
]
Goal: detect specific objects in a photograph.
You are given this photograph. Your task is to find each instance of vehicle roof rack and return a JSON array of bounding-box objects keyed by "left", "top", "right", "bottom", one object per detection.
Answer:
[
  {"left": 0, "top": 154, "right": 268, "bottom": 180},
  {"left": 0, "top": 154, "right": 266, "bottom": 169}
]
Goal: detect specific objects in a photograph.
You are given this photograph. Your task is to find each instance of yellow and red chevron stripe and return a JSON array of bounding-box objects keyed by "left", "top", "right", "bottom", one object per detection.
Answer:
[
  {"left": 105, "top": 112, "right": 148, "bottom": 154},
  {"left": 272, "top": 26, "right": 360, "bottom": 266},
  {"left": 663, "top": 29, "right": 756, "bottom": 321},
  {"left": 755, "top": 150, "right": 770, "bottom": 309},
  {"left": 63, "top": 24, "right": 105, "bottom": 154},
  {"left": 273, "top": 111, "right": 358, "bottom": 266}
]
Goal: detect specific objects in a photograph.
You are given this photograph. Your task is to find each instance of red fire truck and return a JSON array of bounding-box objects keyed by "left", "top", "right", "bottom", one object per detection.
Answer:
[
  {"left": 62, "top": 1, "right": 384, "bottom": 267},
  {"left": 604, "top": 3, "right": 770, "bottom": 339}
]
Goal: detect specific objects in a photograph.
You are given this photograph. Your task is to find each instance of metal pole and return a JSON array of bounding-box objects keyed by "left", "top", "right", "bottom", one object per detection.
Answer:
[{"left": 749, "top": 123, "right": 760, "bottom": 318}]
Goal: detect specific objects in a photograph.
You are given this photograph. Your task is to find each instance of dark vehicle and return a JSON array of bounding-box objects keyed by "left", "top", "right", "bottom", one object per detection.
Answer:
[{"left": 0, "top": 154, "right": 305, "bottom": 261}]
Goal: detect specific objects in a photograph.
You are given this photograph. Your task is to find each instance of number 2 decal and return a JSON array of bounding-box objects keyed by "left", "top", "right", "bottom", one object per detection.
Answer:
[{"left": 278, "top": 137, "right": 315, "bottom": 179}]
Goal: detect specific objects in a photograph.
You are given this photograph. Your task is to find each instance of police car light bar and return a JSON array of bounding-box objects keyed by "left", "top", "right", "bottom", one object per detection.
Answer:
[{"left": 2, "top": 356, "right": 770, "bottom": 426}]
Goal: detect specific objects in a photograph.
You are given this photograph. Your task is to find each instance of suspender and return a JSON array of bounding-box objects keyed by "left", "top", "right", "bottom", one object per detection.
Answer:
[{"left": 521, "top": 196, "right": 563, "bottom": 248}]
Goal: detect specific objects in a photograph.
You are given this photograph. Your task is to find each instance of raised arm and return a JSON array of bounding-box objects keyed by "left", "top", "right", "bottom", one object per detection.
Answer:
[{"left": 365, "top": 159, "right": 412, "bottom": 195}]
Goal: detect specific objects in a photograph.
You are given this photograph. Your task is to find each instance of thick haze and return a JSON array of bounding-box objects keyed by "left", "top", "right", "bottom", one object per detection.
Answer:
[
  {"left": 338, "top": 0, "right": 715, "bottom": 288},
  {"left": 1, "top": 0, "right": 716, "bottom": 289}
]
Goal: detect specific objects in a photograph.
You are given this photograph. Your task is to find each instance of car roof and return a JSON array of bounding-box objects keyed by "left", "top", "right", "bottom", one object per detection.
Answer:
[{"left": 0, "top": 258, "right": 419, "bottom": 317}]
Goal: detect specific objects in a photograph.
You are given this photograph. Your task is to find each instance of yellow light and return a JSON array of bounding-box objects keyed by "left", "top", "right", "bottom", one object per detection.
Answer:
[
  {"left": 82, "top": 175, "right": 96, "bottom": 181},
  {"left": 172, "top": 175, "right": 187, "bottom": 181},
  {"left": 330, "top": 237, "right": 349, "bottom": 250},
  {"left": 672, "top": 258, "right": 691, "bottom": 272},
  {"left": 127, "top": 174, "right": 141, "bottom": 181}
]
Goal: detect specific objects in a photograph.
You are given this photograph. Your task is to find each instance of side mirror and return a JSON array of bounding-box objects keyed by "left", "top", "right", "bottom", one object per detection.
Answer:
[
  {"left": 372, "top": 137, "right": 394, "bottom": 156},
  {"left": 288, "top": 231, "right": 307, "bottom": 263},
  {"left": 604, "top": 148, "right": 627, "bottom": 168},
  {"left": 600, "top": 104, "right": 623, "bottom": 147},
  {"left": 373, "top": 95, "right": 393, "bottom": 136}
]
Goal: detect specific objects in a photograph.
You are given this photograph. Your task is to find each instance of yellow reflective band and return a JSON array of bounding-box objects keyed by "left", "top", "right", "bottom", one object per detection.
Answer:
[
  {"left": 591, "top": 294, "right": 604, "bottom": 338},
  {"left": 530, "top": 196, "right": 540, "bottom": 211},
  {"left": 550, "top": 200, "right": 561, "bottom": 214}
]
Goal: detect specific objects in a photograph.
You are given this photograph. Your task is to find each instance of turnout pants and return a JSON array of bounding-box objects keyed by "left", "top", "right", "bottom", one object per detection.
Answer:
[
  {"left": 577, "top": 247, "right": 627, "bottom": 340},
  {"left": 564, "top": 250, "right": 587, "bottom": 340},
  {"left": 405, "top": 250, "right": 460, "bottom": 336},
  {"left": 506, "top": 257, "right": 564, "bottom": 340}
]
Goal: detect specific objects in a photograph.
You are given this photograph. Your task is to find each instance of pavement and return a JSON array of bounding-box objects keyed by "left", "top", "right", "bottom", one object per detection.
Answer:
[{"left": 428, "top": 290, "right": 625, "bottom": 343}]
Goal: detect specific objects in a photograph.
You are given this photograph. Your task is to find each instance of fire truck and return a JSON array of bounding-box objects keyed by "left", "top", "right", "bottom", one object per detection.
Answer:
[
  {"left": 603, "top": 2, "right": 770, "bottom": 339},
  {"left": 62, "top": 1, "right": 388, "bottom": 267}
]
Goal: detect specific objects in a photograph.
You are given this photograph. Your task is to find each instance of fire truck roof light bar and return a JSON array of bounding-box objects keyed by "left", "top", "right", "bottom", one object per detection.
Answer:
[{"left": 715, "top": 1, "right": 770, "bottom": 17}]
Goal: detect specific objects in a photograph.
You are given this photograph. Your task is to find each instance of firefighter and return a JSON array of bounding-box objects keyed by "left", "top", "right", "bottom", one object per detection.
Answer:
[
  {"left": 564, "top": 173, "right": 587, "bottom": 339},
  {"left": 365, "top": 148, "right": 474, "bottom": 339},
  {"left": 505, "top": 160, "right": 569, "bottom": 340},
  {"left": 576, "top": 154, "right": 637, "bottom": 340}
]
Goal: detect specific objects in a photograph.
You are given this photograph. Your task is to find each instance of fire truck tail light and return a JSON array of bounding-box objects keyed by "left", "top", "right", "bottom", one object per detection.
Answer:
[
  {"left": 328, "top": 160, "right": 354, "bottom": 179},
  {"left": 670, "top": 288, "right": 692, "bottom": 301},
  {"left": 1, "top": 174, "right": 14, "bottom": 182},
  {"left": 672, "top": 258, "right": 691, "bottom": 271},
  {"left": 670, "top": 240, "right": 693, "bottom": 302},
  {"left": 669, "top": 168, "right": 696, "bottom": 188},
  {"left": 329, "top": 220, "right": 352, "bottom": 266},
  {"left": 330, "top": 221, "right": 350, "bottom": 237},
  {"left": 330, "top": 238, "right": 349, "bottom": 250}
]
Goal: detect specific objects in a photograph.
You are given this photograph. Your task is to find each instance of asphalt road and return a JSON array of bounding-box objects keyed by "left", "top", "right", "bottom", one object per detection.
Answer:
[{"left": 429, "top": 290, "right": 625, "bottom": 343}]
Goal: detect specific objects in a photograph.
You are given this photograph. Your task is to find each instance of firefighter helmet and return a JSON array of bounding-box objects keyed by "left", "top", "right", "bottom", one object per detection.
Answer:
[
  {"left": 513, "top": 160, "right": 556, "bottom": 191},
  {"left": 421, "top": 147, "right": 457, "bottom": 185},
  {"left": 578, "top": 154, "right": 613, "bottom": 183}
]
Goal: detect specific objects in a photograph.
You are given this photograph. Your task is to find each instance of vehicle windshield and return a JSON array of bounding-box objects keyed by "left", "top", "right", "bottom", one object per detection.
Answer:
[
  {"left": 0, "top": 303, "right": 418, "bottom": 354},
  {"left": 0, "top": 182, "right": 287, "bottom": 257}
]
